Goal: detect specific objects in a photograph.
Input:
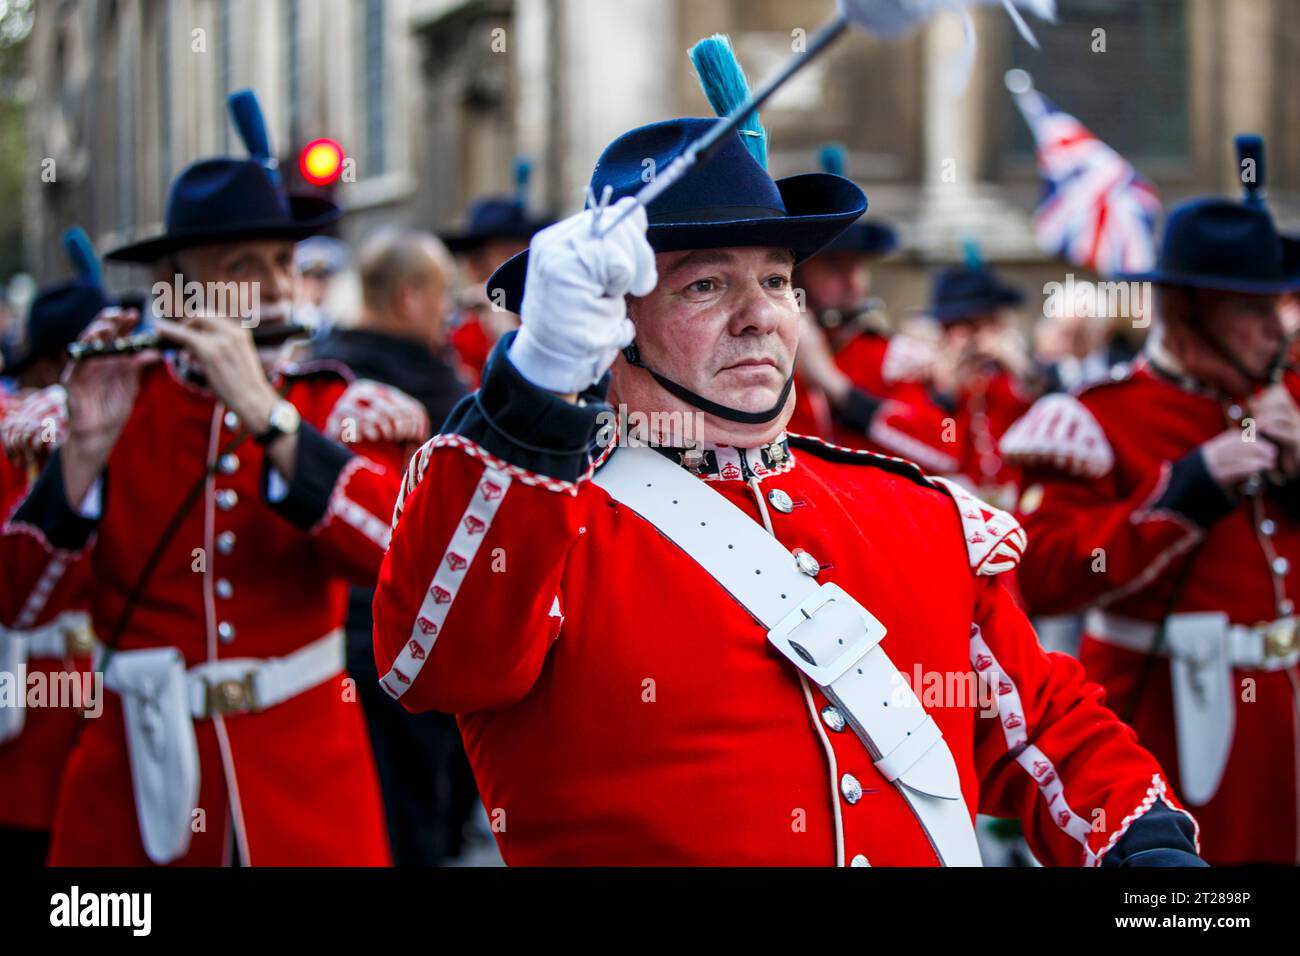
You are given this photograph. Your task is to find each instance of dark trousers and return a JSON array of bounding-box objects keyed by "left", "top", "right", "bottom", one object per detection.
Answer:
[{"left": 346, "top": 589, "right": 479, "bottom": 866}]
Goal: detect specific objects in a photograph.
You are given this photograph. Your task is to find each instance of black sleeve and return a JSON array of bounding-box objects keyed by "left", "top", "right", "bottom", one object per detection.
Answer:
[
  {"left": 440, "top": 331, "right": 610, "bottom": 484},
  {"left": 1101, "top": 799, "right": 1207, "bottom": 867},
  {"left": 831, "top": 387, "right": 885, "bottom": 435},
  {"left": 10, "top": 448, "right": 101, "bottom": 551},
  {"left": 262, "top": 422, "right": 354, "bottom": 529},
  {"left": 1150, "top": 448, "right": 1236, "bottom": 528}
]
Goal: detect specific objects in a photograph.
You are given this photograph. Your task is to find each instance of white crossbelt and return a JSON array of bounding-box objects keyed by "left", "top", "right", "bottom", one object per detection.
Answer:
[
  {"left": 1086, "top": 609, "right": 1300, "bottom": 672},
  {"left": 102, "top": 627, "right": 345, "bottom": 718},
  {"left": 0, "top": 611, "right": 99, "bottom": 660},
  {"left": 594, "top": 446, "right": 982, "bottom": 866}
]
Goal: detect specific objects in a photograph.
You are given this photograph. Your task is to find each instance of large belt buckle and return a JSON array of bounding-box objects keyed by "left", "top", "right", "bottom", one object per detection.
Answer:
[
  {"left": 206, "top": 672, "right": 260, "bottom": 717},
  {"left": 63, "top": 622, "right": 96, "bottom": 658},
  {"left": 1262, "top": 618, "right": 1298, "bottom": 661},
  {"left": 767, "top": 582, "right": 887, "bottom": 687}
]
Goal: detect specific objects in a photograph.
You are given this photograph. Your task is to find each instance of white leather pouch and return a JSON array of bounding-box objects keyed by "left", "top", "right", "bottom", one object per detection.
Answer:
[
  {"left": 107, "top": 647, "right": 200, "bottom": 864},
  {"left": 1166, "top": 612, "right": 1234, "bottom": 806},
  {"left": 0, "top": 631, "right": 28, "bottom": 744}
]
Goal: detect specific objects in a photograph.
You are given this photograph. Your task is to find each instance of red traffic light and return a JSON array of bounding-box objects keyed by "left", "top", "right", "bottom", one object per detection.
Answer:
[{"left": 299, "top": 138, "right": 345, "bottom": 186}]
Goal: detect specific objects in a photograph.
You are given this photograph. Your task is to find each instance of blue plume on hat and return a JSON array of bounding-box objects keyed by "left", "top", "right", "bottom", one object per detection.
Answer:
[
  {"left": 1235, "top": 134, "right": 1265, "bottom": 208},
  {"left": 61, "top": 226, "right": 101, "bottom": 286},
  {"left": 227, "top": 89, "right": 280, "bottom": 185},
  {"left": 513, "top": 156, "right": 532, "bottom": 207},
  {"left": 961, "top": 237, "right": 984, "bottom": 271},
  {"left": 689, "top": 34, "right": 767, "bottom": 170},
  {"left": 818, "top": 143, "right": 847, "bottom": 178}
]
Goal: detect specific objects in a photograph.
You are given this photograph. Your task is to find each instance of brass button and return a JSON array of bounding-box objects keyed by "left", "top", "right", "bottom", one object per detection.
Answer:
[
  {"left": 216, "top": 489, "right": 238, "bottom": 511},
  {"left": 768, "top": 489, "right": 794, "bottom": 514},
  {"left": 216, "top": 531, "right": 236, "bottom": 555},
  {"left": 223, "top": 410, "right": 240, "bottom": 430},
  {"left": 218, "top": 454, "right": 239, "bottom": 475},
  {"left": 217, "top": 621, "right": 236, "bottom": 643},
  {"left": 850, "top": 854, "right": 870, "bottom": 867},
  {"left": 215, "top": 579, "right": 233, "bottom": 600}
]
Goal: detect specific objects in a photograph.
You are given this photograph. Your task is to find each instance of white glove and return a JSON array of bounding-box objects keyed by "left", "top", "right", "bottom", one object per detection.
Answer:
[{"left": 508, "top": 197, "right": 658, "bottom": 393}]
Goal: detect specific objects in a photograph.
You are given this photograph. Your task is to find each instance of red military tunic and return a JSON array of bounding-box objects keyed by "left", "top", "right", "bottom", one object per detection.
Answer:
[
  {"left": 788, "top": 330, "right": 962, "bottom": 477},
  {"left": 1, "top": 355, "right": 426, "bottom": 865},
  {"left": 0, "top": 386, "right": 93, "bottom": 835},
  {"left": 1006, "top": 358, "right": 1300, "bottom": 864},
  {"left": 372, "top": 340, "right": 1198, "bottom": 866}
]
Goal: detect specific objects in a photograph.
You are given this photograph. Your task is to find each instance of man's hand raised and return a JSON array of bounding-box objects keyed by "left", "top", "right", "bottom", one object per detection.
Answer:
[{"left": 509, "top": 197, "right": 658, "bottom": 398}]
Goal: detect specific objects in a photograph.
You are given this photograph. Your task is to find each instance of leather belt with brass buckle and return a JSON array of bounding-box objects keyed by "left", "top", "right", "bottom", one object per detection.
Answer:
[
  {"left": 205, "top": 673, "right": 260, "bottom": 717},
  {"left": 63, "top": 622, "right": 97, "bottom": 658},
  {"left": 1261, "top": 618, "right": 1299, "bottom": 661}
]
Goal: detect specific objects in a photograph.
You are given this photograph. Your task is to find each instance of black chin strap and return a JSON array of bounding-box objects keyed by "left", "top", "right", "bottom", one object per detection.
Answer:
[
  {"left": 621, "top": 343, "right": 794, "bottom": 425},
  {"left": 1186, "top": 308, "right": 1287, "bottom": 388},
  {"left": 1180, "top": 290, "right": 1289, "bottom": 387}
]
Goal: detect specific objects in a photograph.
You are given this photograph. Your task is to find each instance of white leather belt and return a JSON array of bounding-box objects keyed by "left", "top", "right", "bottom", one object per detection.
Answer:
[
  {"left": 102, "top": 628, "right": 344, "bottom": 718},
  {"left": 1086, "top": 609, "right": 1300, "bottom": 672},
  {"left": 594, "top": 447, "right": 983, "bottom": 866},
  {"left": 0, "top": 611, "right": 99, "bottom": 660}
]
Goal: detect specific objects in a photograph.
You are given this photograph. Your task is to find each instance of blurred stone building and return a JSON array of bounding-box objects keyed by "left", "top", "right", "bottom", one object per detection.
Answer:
[{"left": 20, "top": 0, "right": 1300, "bottom": 314}]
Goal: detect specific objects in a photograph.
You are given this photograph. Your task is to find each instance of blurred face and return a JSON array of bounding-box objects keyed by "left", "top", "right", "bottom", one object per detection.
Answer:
[
  {"left": 794, "top": 251, "right": 871, "bottom": 314},
  {"left": 171, "top": 239, "right": 296, "bottom": 325},
  {"left": 613, "top": 246, "right": 800, "bottom": 446},
  {"left": 395, "top": 265, "right": 452, "bottom": 349},
  {"left": 465, "top": 238, "right": 531, "bottom": 285},
  {"left": 1163, "top": 288, "right": 1284, "bottom": 392},
  {"left": 297, "top": 270, "right": 332, "bottom": 307}
]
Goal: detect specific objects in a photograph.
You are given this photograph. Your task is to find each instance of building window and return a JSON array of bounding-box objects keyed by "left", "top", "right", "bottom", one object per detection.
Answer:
[
  {"left": 1007, "top": 0, "right": 1188, "bottom": 165},
  {"left": 284, "top": 0, "right": 301, "bottom": 147},
  {"left": 362, "top": 0, "right": 387, "bottom": 176},
  {"left": 114, "top": 20, "right": 136, "bottom": 231},
  {"left": 218, "top": 0, "right": 232, "bottom": 152},
  {"left": 159, "top": 0, "right": 172, "bottom": 198}
]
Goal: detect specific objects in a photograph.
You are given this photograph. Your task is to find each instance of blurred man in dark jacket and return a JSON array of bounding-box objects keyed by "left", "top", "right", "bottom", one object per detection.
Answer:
[{"left": 311, "top": 228, "right": 473, "bottom": 865}]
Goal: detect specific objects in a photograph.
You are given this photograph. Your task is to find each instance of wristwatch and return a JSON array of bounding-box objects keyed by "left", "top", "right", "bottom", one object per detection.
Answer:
[{"left": 254, "top": 399, "right": 301, "bottom": 445}]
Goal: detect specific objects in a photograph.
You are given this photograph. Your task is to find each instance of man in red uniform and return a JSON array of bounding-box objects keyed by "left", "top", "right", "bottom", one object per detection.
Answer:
[
  {"left": 787, "top": 145, "right": 953, "bottom": 473},
  {"left": 0, "top": 228, "right": 107, "bottom": 864},
  {"left": 1004, "top": 162, "right": 1300, "bottom": 864},
  {"left": 0, "top": 91, "right": 423, "bottom": 866},
  {"left": 372, "top": 111, "right": 1202, "bottom": 867},
  {"left": 924, "top": 260, "right": 1037, "bottom": 507},
  {"left": 440, "top": 158, "right": 552, "bottom": 387}
]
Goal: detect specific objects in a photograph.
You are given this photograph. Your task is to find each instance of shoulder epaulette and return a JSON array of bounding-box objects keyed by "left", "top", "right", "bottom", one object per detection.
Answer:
[
  {"left": 326, "top": 379, "right": 431, "bottom": 446},
  {"left": 998, "top": 391, "right": 1115, "bottom": 479}
]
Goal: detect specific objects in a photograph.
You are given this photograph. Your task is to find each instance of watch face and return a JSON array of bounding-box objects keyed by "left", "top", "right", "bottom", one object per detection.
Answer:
[{"left": 271, "top": 400, "right": 301, "bottom": 434}]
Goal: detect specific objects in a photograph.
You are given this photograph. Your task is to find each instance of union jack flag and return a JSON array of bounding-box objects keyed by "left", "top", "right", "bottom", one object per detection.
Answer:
[{"left": 1010, "top": 78, "right": 1161, "bottom": 276}]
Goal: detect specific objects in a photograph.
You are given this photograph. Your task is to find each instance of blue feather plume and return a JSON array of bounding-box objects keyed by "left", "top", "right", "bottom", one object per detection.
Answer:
[
  {"left": 1235, "top": 134, "right": 1265, "bottom": 208},
  {"left": 689, "top": 34, "right": 767, "bottom": 170},
  {"left": 513, "top": 156, "right": 532, "bottom": 206},
  {"left": 961, "top": 238, "right": 984, "bottom": 272},
  {"left": 61, "top": 226, "right": 101, "bottom": 286},
  {"left": 227, "top": 89, "right": 280, "bottom": 184},
  {"left": 818, "top": 143, "right": 847, "bottom": 177}
]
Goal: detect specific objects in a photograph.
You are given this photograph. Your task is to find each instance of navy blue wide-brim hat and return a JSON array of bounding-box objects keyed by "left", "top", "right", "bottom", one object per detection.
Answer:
[
  {"left": 1, "top": 280, "right": 110, "bottom": 374},
  {"left": 1119, "top": 198, "right": 1300, "bottom": 295},
  {"left": 440, "top": 197, "right": 554, "bottom": 253},
  {"left": 488, "top": 118, "right": 867, "bottom": 314},
  {"left": 930, "top": 266, "right": 1025, "bottom": 324},
  {"left": 107, "top": 158, "right": 340, "bottom": 264},
  {"left": 818, "top": 219, "right": 898, "bottom": 257}
]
